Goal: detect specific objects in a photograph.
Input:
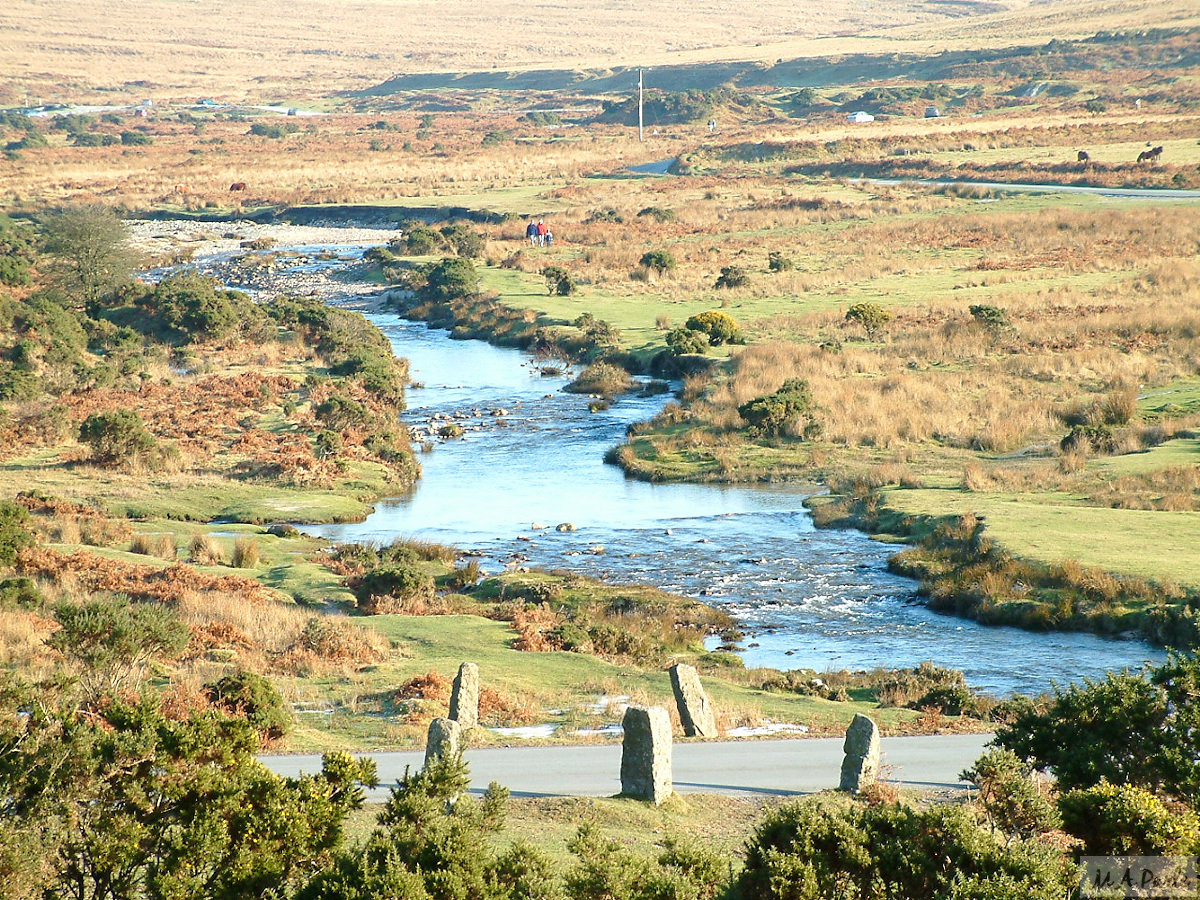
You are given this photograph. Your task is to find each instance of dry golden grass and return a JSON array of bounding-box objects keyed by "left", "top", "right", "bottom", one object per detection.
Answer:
[{"left": 8, "top": 0, "right": 1196, "bottom": 105}]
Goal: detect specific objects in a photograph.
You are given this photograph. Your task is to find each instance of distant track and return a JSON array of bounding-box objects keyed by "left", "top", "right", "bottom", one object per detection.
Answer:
[
  {"left": 261, "top": 733, "right": 992, "bottom": 801},
  {"left": 864, "top": 177, "right": 1200, "bottom": 200}
]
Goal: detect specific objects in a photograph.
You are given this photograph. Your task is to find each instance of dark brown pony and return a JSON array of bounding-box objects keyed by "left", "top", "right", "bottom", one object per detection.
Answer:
[
  {"left": 1137, "top": 146, "right": 1163, "bottom": 163},
  {"left": 1077, "top": 150, "right": 1089, "bottom": 162},
  {"left": 229, "top": 182, "right": 247, "bottom": 191}
]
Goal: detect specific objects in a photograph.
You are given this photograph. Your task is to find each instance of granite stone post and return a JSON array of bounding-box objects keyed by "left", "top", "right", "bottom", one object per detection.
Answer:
[
  {"left": 449, "top": 661, "right": 480, "bottom": 728},
  {"left": 839, "top": 713, "right": 881, "bottom": 792},
  {"left": 620, "top": 705, "right": 673, "bottom": 804},
  {"left": 669, "top": 663, "right": 719, "bottom": 737},
  {"left": 424, "top": 716, "right": 462, "bottom": 769}
]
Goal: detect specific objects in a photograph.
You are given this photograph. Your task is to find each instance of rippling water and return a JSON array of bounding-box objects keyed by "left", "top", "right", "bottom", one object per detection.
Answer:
[{"left": 305, "top": 311, "right": 1164, "bottom": 696}]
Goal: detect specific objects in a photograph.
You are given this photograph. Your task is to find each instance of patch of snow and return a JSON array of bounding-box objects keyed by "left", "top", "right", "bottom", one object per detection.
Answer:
[
  {"left": 489, "top": 724, "right": 558, "bottom": 739},
  {"left": 726, "top": 722, "right": 810, "bottom": 737}
]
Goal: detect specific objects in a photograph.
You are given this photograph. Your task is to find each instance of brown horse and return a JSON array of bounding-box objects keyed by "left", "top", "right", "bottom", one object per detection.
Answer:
[
  {"left": 1077, "top": 150, "right": 1090, "bottom": 162},
  {"left": 1137, "top": 146, "right": 1163, "bottom": 163},
  {"left": 229, "top": 182, "right": 247, "bottom": 192}
]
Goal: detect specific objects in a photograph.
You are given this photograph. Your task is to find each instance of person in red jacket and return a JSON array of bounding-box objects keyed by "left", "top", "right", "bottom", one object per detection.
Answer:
[{"left": 536, "top": 220, "right": 548, "bottom": 246}]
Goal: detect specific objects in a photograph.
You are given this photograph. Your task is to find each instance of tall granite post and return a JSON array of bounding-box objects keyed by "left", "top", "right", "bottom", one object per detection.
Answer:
[
  {"left": 668, "top": 663, "right": 719, "bottom": 737},
  {"left": 449, "top": 661, "right": 480, "bottom": 728},
  {"left": 424, "top": 717, "right": 462, "bottom": 769},
  {"left": 620, "top": 705, "right": 673, "bottom": 804},
  {"left": 839, "top": 713, "right": 881, "bottom": 792}
]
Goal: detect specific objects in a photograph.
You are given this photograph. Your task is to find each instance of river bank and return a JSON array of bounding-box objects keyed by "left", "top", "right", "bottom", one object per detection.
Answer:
[{"left": 124, "top": 219, "right": 1164, "bottom": 695}]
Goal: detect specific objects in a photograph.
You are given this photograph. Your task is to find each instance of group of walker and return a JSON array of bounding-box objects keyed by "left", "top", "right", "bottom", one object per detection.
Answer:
[{"left": 525, "top": 219, "right": 553, "bottom": 247}]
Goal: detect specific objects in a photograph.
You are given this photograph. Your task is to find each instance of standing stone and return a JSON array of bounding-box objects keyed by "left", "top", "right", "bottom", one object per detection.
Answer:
[
  {"left": 449, "top": 662, "right": 480, "bottom": 729},
  {"left": 620, "top": 705, "right": 673, "bottom": 804},
  {"left": 669, "top": 663, "right": 719, "bottom": 737},
  {"left": 839, "top": 713, "right": 881, "bottom": 792},
  {"left": 424, "top": 717, "right": 462, "bottom": 769}
]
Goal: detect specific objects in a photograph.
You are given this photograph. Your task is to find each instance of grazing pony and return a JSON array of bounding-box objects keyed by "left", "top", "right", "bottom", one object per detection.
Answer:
[
  {"left": 1077, "top": 150, "right": 1090, "bottom": 162},
  {"left": 229, "top": 182, "right": 247, "bottom": 191},
  {"left": 1137, "top": 146, "right": 1163, "bottom": 163}
]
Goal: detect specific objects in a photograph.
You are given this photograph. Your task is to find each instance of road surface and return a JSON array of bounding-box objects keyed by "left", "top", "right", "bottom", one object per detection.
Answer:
[{"left": 261, "top": 733, "right": 993, "bottom": 801}]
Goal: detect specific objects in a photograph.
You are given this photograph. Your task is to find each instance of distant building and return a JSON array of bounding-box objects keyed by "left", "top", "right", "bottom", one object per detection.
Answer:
[
  {"left": 847, "top": 111, "right": 874, "bottom": 124},
  {"left": 924, "top": 106, "right": 941, "bottom": 118}
]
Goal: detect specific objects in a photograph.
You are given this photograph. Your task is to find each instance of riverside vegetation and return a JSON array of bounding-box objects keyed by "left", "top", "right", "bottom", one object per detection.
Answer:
[{"left": 4, "top": 12, "right": 1200, "bottom": 897}]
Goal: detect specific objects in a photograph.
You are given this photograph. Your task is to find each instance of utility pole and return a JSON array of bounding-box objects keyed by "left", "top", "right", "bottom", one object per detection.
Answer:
[{"left": 638, "top": 68, "right": 644, "bottom": 143}]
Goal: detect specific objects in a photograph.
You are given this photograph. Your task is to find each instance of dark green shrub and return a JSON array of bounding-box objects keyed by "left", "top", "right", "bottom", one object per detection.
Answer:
[
  {"left": 120, "top": 130, "right": 153, "bottom": 146},
  {"left": 314, "top": 429, "right": 342, "bottom": 459},
  {"left": 738, "top": 378, "right": 816, "bottom": 438},
  {"left": 416, "top": 257, "right": 478, "bottom": 302},
  {"left": 768, "top": 251, "right": 794, "bottom": 272},
  {"left": 637, "top": 207, "right": 677, "bottom": 223},
  {"left": 440, "top": 223, "right": 484, "bottom": 259},
  {"left": 714, "top": 265, "right": 748, "bottom": 289},
  {"left": 541, "top": 265, "right": 575, "bottom": 296},
  {"left": 205, "top": 670, "right": 292, "bottom": 742},
  {"left": 995, "top": 655, "right": 1200, "bottom": 802},
  {"left": 357, "top": 562, "right": 435, "bottom": 605},
  {"left": 666, "top": 326, "right": 709, "bottom": 355},
  {"left": 639, "top": 249, "right": 676, "bottom": 274},
  {"left": 78, "top": 409, "right": 157, "bottom": 465},
  {"left": 845, "top": 301, "right": 892, "bottom": 338},
  {"left": 961, "top": 748, "right": 1060, "bottom": 839},
  {"left": 0, "top": 254, "right": 32, "bottom": 286},
  {"left": 969, "top": 304, "right": 1009, "bottom": 330},
  {"left": 685, "top": 310, "right": 742, "bottom": 345},
  {"left": 249, "top": 121, "right": 299, "bottom": 138},
  {"left": 148, "top": 273, "right": 247, "bottom": 341},
  {"left": 0, "top": 501, "right": 34, "bottom": 567},
  {"left": 0, "top": 576, "right": 42, "bottom": 608},
  {"left": 573, "top": 312, "right": 621, "bottom": 350},
  {"left": 399, "top": 225, "right": 443, "bottom": 256},
  {"left": 314, "top": 395, "right": 370, "bottom": 430},
  {"left": 69, "top": 132, "right": 118, "bottom": 147},
  {"left": 739, "top": 800, "right": 1073, "bottom": 900}
]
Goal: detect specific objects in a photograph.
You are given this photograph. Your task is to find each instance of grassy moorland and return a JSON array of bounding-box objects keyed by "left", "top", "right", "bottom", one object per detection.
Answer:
[{"left": 2, "top": 22, "right": 1200, "bottom": 764}]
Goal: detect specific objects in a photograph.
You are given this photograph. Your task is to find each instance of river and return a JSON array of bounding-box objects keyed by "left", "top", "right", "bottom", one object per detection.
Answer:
[
  {"left": 135, "top": 221, "right": 1163, "bottom": 697},
  {"left": 305, "top": 309, "right": 1164, "bottom": 696}
]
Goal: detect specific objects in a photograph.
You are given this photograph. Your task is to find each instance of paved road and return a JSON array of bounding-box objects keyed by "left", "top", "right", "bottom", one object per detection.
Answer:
[
  {"left": 864, "top": 177, "right": 1200, "bottom": 200},
  {"left": 261, "top": 733, "right": 992, "bottom": 801}
]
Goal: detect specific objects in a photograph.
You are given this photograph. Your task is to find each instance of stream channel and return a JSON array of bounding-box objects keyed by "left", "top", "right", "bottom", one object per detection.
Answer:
[
  {"left": 304, "top": 308, "right": 1164, "bottom": 698},
  {"left": 145, "top": 222, "right": 1163, "bottom": 698}
]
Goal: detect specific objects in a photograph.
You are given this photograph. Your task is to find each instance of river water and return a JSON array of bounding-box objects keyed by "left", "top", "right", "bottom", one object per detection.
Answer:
[
  {"left": 135, "top": 221, "right": 1162, "bottom": 698},
  {"left": 305, "top": 309, "right": 1164, "bottom": 696}
]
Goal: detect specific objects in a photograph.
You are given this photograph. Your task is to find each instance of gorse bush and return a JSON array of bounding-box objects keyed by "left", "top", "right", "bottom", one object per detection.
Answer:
[
  {"left": 666, "top": 326, "right": 709, "bottom": 355},
  {"left": 78, "top": 409, "right": 157, "bottom": 466},
  {"left": 356, "top": 561, "right": 435, "bottom": 611},
  {"left": 995, "top": 654, "right": 1200, "bottom": 803},
  {"left": 1059, "top": 781, "right": 1200, "bottom": 855},
  {"left": 738, "top": 378, "right": 818, "bottom": 439},
  {"left": 961, "top": 747, "right": 1060, "bottom": 839},
  {"left": 845, "top": 302, "right": 892, "bottom": 338},
  {"left": 714, "top": 265, "right": 748, "bottom": 289},
  {"left": 205, "top": 670, "right": 292, "bottom": 743},
  {"left": 541, "top": 265, "right": 575, "bottom": 296},
  {"left": 738, "top": 799, "right": 1074, "bottom": 900},
  {"left": 0, "top": 500, "right": 34, "bottom": 566},
  {"left": 685, "top": 310, "right": 742, "bottom": 345},
  {"left": 639, "top": 249, "right": 676, "bottom": 274},
  {"left": 768, "top": 251, "right": 794, "bottom": 272}
]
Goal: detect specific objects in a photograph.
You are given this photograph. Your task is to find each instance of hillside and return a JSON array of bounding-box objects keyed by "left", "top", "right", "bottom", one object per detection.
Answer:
[{"left": 3, "top": 0, "right": 1199, "bottom": 105}]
